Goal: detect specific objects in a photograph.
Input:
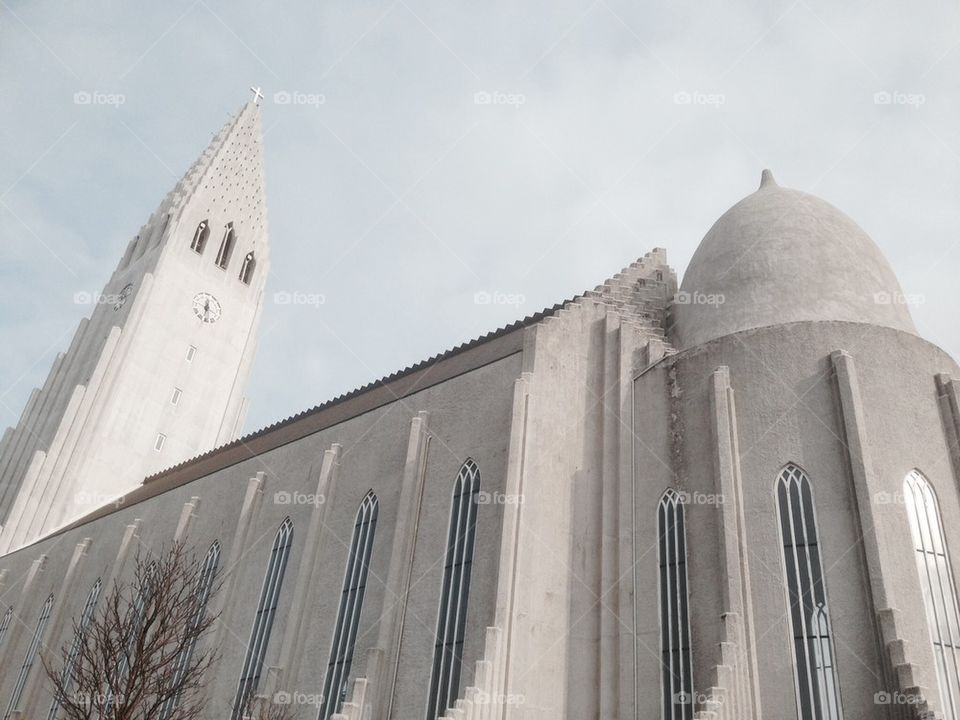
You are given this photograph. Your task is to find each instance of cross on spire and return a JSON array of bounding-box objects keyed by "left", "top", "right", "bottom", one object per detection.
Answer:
[{"left": 250, "top": 86, "right": 264, "bottom": 106}]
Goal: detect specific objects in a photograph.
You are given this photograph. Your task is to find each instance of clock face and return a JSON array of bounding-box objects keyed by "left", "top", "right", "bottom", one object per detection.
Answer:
[
  {"left": 114, "top": 283, "right": 133, "bottom": 311},
  {"left": 192, "top": 292, "right": 222, "bottom": 323}
]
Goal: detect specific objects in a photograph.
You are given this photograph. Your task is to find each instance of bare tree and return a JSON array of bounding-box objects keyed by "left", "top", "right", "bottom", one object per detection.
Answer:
[{"left": 43, "top": 541, "right": 221, "bottom": 720}]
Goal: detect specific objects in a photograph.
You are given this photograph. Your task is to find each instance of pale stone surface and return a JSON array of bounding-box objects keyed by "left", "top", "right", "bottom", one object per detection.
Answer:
[{"left": 0, "top": 105, "right": 954, "bottom": 720}]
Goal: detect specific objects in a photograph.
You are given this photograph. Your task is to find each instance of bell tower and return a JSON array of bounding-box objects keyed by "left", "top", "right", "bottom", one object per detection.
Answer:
[{"left": 0, "top": 100, "right": 269, "bottom": 552}]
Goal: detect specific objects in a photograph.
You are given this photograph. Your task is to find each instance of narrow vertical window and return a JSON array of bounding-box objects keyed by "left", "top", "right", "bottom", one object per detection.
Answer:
[
  {"left": 0, "top": 607, "right": 11, "bottom": 647},
  {"left": 658, "top": 488, "right": 693, "bottom": 720},
  {"left": 190, "top": 221, "right": 210, "bottom": 253},
  {"left": 48, "top": 580, "right": 102, "bottom": 720},
  {"left": 426, "top": 459, "right": 481, "bottom": 720},
  {"left": 904, "top": 469, "right": 960, "bottom": 719},
  {"left": 171, "top": 388, "right": 182, "bottom": 406},
  {"left": 319, "top": 492, "right": 380, "bottom": 720},
  {"left": 4, "top": 593, "right": 55, "bottom": 720},
  {"left": 160, "top": 541, "right": 220, "bottom": 720},
  {"left": 155, "top": 433, "right": 166, "bottom": 451},
  {"left": 232, "top": 518, "right": 293, "bottom": 720},
  {"left": 239, "top": 252, "right": 256, "bottom": 285},
  {"left": 776, "top": 463, "right": 843, "bottom": 720},
  {"left": 215, "top": 224, "right": 235, "bottom": 269},
  {"left": 186, "top": 345, "right": 197, "bottom": 362}
]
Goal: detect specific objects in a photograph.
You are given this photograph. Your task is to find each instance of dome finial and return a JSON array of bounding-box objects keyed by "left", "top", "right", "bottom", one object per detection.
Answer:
[{"left": 759, "top": 169, "right": 777, "bottom": 189}]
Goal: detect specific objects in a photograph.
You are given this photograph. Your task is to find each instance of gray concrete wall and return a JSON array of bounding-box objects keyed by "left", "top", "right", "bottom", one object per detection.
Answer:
[{"left": 0, "top": 351, "right": 521, "bottom": 720}]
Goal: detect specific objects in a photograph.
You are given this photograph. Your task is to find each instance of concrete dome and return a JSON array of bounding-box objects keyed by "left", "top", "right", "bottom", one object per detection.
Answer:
[{"left": 671, "top": 170, "right": 917, "bottom": 350}]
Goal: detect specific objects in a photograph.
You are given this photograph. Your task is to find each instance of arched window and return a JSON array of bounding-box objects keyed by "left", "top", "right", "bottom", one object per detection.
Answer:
[
  {"left": 904, "top": 469, "right": 960, "bottom": 719},
  {"left": 160, "top": 541, "right": 221, "bottom": 720},
  {"left": 658, "top": 488, "right": 694, "bottom": 720},
  {"left": 215, "top": 224, "right": 235, "bottom": 269},
  {"left": 776, "top": 463, "right": 843, "bottom": 720},
  {"left": 4, "top": 593, "right": 55, "bottom": 720},
  {"left": 48, "top": 579, "right": 102, "bottom": 720},
  {"left": 232, "top": 518, "right": 293, "bottom": 720},
  {"left": 190, "top": 221, "right": 210, "bottom": 253},
  {"left": 426, "top": 460, "right": 481, "bottom": 720},
  {"left": 0, "top": 606, "right": 11, "bottom": 646},
  {"left": 319, "top": 492, "right": 380, "bottom": 720},
  {"left": 239, "top": 252, "right": 256, "bottom": 285}
]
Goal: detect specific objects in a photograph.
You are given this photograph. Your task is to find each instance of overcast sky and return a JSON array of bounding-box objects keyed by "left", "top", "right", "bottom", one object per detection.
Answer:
[{"left": 1, "top": 0, "right": 958, "bottom": 437}]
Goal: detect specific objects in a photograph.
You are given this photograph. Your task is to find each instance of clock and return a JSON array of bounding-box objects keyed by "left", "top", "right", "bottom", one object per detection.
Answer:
[
  {"left": 192, "top": 292, "right": 222, "bottom": 323},
  {"left": 114, "top": 283, "right": 133, "bottom": 311}
]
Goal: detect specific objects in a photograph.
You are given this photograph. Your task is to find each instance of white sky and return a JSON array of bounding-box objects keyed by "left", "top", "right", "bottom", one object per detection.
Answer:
[{"left": 1, "top": 0, "right": 958, "bottom": 435}]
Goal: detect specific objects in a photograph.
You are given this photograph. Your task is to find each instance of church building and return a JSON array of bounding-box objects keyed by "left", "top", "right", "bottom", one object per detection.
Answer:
[{"left": 0, "top": 99, "right": 958, "bottom": 720}]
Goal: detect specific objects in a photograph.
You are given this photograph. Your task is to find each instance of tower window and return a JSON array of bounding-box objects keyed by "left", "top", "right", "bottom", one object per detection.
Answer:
[
  {"left": 239, "top": 252, "right": 256, "bottom": 285},
  {"left": 186, "top": 346, "right": 197, "bottom": 362},
  {"left": 426, "top": 460, "right": 480, "bottom": 720},
  {"left": 320, "top": 492, "right": 379, "bottom": 720},
  {"left": 776, "top": 463, "right": 843, "bottom": 720},
  {"left": 215, "top": 224, "right": 235, "bottom": 269},
  {"left": 658, "top": 488, "right": 694, "bottom": 720},
  {"left": 47, "top": 579, "right": 101, "bottom": 720},
  {"left": 4, "top": 593, "right": 55, "bottom": 720},
  {"left": 904, "top": 469, "right": 960, "bottom": 719},
  {"left": 232, "top": 518, "right": 293, "bottom": 720},
  {"left": 171, "top": 388, "right": 182, "bottom": 406},
  {"left": 155, "top": 433, "right": 166, "bottom": 452},
  {"left": 190, "top": 221, "right": 210, "bottom": 253}
]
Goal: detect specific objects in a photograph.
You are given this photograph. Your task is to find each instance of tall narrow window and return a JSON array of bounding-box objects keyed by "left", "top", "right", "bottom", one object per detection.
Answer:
[
  {"left": 48, "top": 580, "right": 102, "bottom": 720},
  {"left": 4, "top": 593, "right": 55, "bottom": 720},
  {"left": 0, "top": 607, "right": 11, "bottom": 647},
  {"left": 239, "top": 252, "right": 256, "bottom": 284},
  {"left": 904, "top": 469, "right": 960, "bottom": 719},
  {"left": 426, "top": 460, "right": 481, "bottom": 720},
  {"left": 232, "top": 518, "right": 293, "bottom": 720},
  {"left": 190, "top": 221, "right": 210, "bottom": 253},
  {"left": 215, "top": 224, "right": 235, "bottom": 269},
  {"left": 160, "top": 541, "right": 220, "bottom": 720},
  {"left": 319, "top": 492, "right": 380, "bottom": 720},
  {"left": 658, "top": 488, "right": 694, "bottom": 720},
  {"left": 776, "top": 463, "right": 843, "bottom": 720}
]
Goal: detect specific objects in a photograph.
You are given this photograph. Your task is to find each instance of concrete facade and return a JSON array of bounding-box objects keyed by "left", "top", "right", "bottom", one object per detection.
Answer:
[
  {"left": 0, "top": 103, "right": 269, "bottom": 552},
  {"left": 0, "top": 106, "right": 957, "bottom": 720}
]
